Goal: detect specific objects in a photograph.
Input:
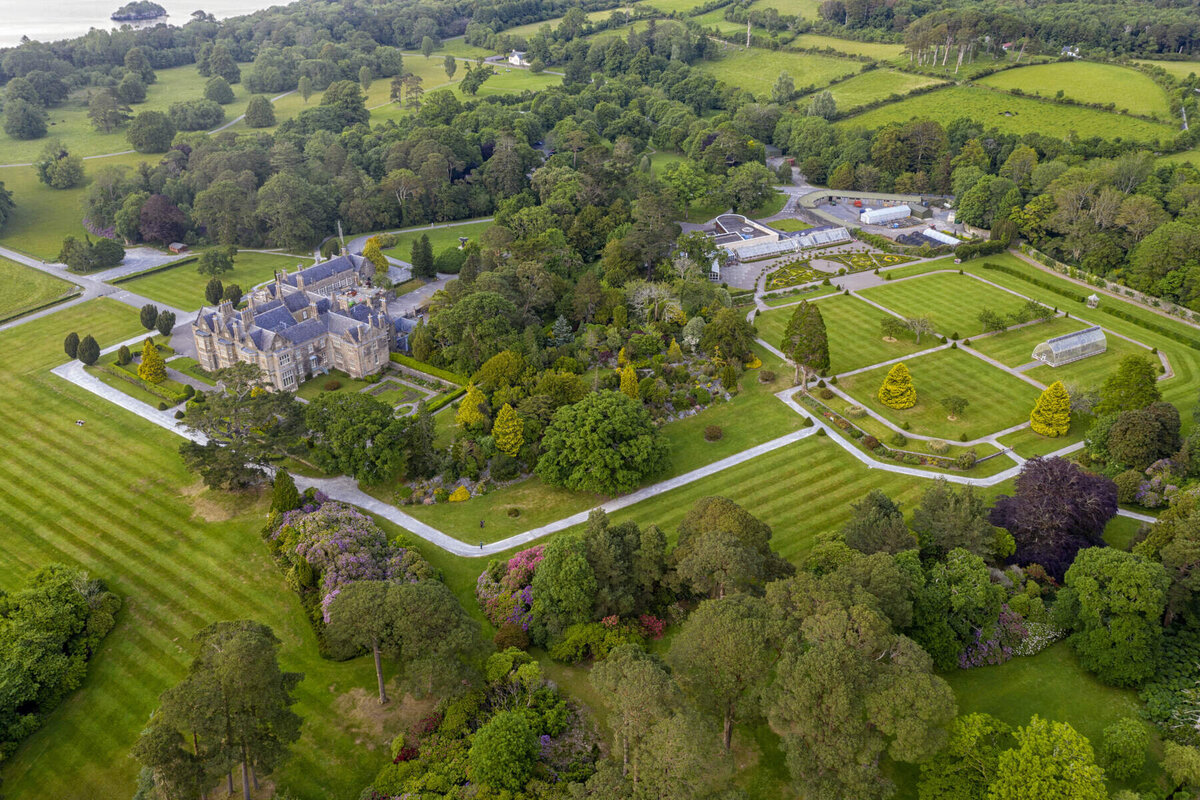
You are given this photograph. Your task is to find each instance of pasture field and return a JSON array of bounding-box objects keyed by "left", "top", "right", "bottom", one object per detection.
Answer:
[
  {"left": 379, "top": 219, "right": 494, "bottom": 260},
  {"left": 841, "top": 85, "right": 1178, "bottom": 141},
  {"left": 756, "top": 293, "right": 928, "bottom": 374},
  {"left": 1135, "top": 59, "right": 1200, "bottom": 80},
  {"left": 792, "top": 34, "right": 905, "bottom": 59},
  {"left": 859, "top": 271, "right": 1031, "bottom": 339},
  {"left": 747, "top": 0, "right": 823, "bottom": 20},
  {"left": 0, "top": 151, "right": 148, "bottom": 260},
  {"left": 634, "top": 0, "right": 711, "bottom": 14},
  {"left": 0, "top": 63, "right": 254, "bottom": 163},
  {"left": 810, "top": 68, "right": 946, "bottom": 112},
  {"left": 977, "top": 61, "right": 1171, "bottom": 118},
  {"left": 452, "top": 67, "right": 562, "bottom": 99},
  {"left": 503, "top": 8, "right": 631, "bottom": 39},
  {"left": 969, "top": 316, "right": 1089, "bottom": 367},
  {"left": 689, "top": 8, "right": 745, "bottom": 35},
  {"left": 696, "top": 47, "right": 863, "bottom": 98},
  {"left": 433, "top": 38, "right": 495, "bottom": 59},
  {"left": 0, "top": 300, "right": 401, "bottom": 800},
  {"left": 1158, "top": 147, "right": 1200, "bottom": 167},
  {"left": 838, "top": 348, "right": 1042, "bottom": 440},
  {"left": 118, "top": 250, "right": 312, "bottom": 311},
  {"left": 0, "top": 256, "right": 76, "bottom": 320}
]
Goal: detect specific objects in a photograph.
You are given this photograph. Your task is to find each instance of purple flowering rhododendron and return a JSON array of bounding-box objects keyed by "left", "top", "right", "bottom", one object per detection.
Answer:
[
  {"left": 475, "top": 545, "right": 544, "bottom": 630},
  {"left": 273, "top": 501, "right": 425, "bottom": 622}
]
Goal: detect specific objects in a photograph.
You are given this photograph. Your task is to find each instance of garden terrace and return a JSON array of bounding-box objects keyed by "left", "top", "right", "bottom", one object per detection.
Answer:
[
  {"left": 858, "top": 272, "right": 1033, "bottom": 339},
  {"left": 756, "top": 293, "right": 929, "bottom": 374},
  {"left": 836, "top": 348, "right": 1042, "bottom": 441}
]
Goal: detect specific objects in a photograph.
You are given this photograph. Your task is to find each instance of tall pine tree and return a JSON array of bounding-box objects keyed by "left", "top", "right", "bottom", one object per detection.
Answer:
[{"left": 780, "top": 300, "right": 829, "bottom": 387}]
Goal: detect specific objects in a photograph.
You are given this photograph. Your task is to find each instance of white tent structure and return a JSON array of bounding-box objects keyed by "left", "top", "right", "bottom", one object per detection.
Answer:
[
  {"left": 1032, "top": 326, "right": 1107, "bottom": 367},
  {"left": 922, "top": 229, "right": 959, "bottom": 245},
  {"left": 860, "top": 205, "right": 910, "bottom": 225}
]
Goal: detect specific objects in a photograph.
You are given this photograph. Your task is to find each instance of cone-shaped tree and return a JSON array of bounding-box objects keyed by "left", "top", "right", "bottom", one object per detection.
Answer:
[
  {"left": 878, "top": 362, "right": 916, "bottom": 409},
  {"left": 271, "top": 468, "right": 301, "bottom": 512},
  {"left": 619, "top": 364, "right": 639, "bottom": 399},
  {"left": 138, "top": 339, "right": 167, "bottom": 384},
  {"left": 493, "top": 403, "right": 524, "bottom": 457},
  {"left": 77, "top": 334, "right": 100, "bottom": 366},
  {"left": 617, "top": 346, "right": 629, "bottom": 366},
  {"left": 362, "top": 237, "right": 387, "bottom": 271},
  {"left": 666, "top": 338, "right": 684, "bottom": 363},
  {"left": 1030, "top": 380, "right": 1071, "bottom": 437},
  {"left": 781, "top": 300, "right": 829, "bottom": 387},
  {"left": 455, "top": 384, "right": 487, "bottom": 429},
  {"left": 64, "top": 331, "right": 79, "bottom": 359}
]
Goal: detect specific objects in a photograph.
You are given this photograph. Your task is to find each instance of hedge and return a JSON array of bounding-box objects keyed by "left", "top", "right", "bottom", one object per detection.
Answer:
[
  {"left": 1098, "top": 305, "right": 1200, "bottom": 351},
  {"left": 955, "top": 240, "right": 1007, "bottom": 260},
  {"left": 425, "top": 387, "right": 466, "bottom": 414},
  {"left": 98, "top": 363, "right": 190, "bottom": 404},
  {"left": 980, "top": 262, "right": 1087, "bottom": 303},
  {"left": 388, "top": 353, "right": 467, "bottom": 385},
  {"left": 110, "top": 255, "right": 199, "bottom": 284}
]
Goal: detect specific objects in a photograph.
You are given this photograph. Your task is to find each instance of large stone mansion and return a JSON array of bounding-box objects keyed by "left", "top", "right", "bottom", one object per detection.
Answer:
[{"left": 192, "top": 254, "right": 396, "bottom": 391}]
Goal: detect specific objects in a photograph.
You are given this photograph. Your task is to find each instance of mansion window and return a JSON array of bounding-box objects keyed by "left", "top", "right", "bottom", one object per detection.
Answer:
[{"left": 282, "top": 374, "right": 295, "bottom": 387}]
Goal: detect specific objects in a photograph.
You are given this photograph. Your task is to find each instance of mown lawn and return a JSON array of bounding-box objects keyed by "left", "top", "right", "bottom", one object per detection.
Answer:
[
  {"left": 1024, "top": 332, "right": 1150, "bottom": 389},
  {"left": 0, "top": 299, "right": 417, "bottom": 800},
  {"left": 756, "top": 293, "right": 928, "bottom": 374},
  {"left": 380, "top": 219, "right": 494, "bottom": 261},
  {"left": 997, "top": 416, "right": 1090, "bottom": 459},
  {"left": 118, "top": 250, "right": 312, "bottom": 310},
  {"left": 0, "top": 63, "right": 253, "bottom": 163},
  {"left": 839, "top": 348, "right": 1041, "bottom": 440},
  {"left": 696, "top": 48, "right": 863, "bottom": 98},
  {"left": 859, "top": 272, "right": 1032, "bottom": 339},
  {"left": 945, "top": 642, "right": 1163, "bottom": 795},
  {"left": 0, "top": 151, "right": 148, "bottom": 259},
  {"left": 0, "top": 256, "right": 76, "bottom": 320},
  {"left": 841, "top": 85, "right": 1178, "bottom": 142},
  {"left": 1135, "top": 59, "right": 1200, "bottom": 80},
  {"left": 969, "top": 316, "right": 1088, "bottom": 367},
  {"left": 978, "top": 61, "right": 1171, "bottom": 118}
]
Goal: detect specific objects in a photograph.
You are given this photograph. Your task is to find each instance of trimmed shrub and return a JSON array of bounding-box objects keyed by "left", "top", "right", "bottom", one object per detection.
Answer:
[
  {"left": 506, "top": 507, "right": 520, "bottom": 518},
  {"left": 174, "top": 410, "right": 185, "bottom": 419},
  {"left": 928, "top": 440, "right": 950, "bottom": 454},
  {"left": 955, "top": 449, "right": 977, "bottom": 470},
  {"left": 889, "top": 432, "right": 908, "bottom": 447},
  {"left": 324, "top": 379, "right": 342, "bottom": 390},
  {"left": 448, "top": 486, "right": 471, "bottom": 502},
  {"left": 759, "top": 370, "right": 776, "bottom": 383},
  {"left": 845, "top": 405, "right": 866, "bottom": 418},
  {"left": 819, "top": 388, "right": 835, "bottom": 400},
  {"left": 704, "top": 425, "right": 724, "bottom": 442},
  {"left": 862, "top": 435, "right": 879, "bottom": 449},
  {"left": 157, "top": 402, "right": 168, "bottom": 410}
]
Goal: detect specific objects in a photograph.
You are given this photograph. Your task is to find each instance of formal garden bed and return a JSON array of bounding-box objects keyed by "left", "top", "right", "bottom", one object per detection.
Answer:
[{"left": 764, "top": 258, "right": 822, "bottom": 290}]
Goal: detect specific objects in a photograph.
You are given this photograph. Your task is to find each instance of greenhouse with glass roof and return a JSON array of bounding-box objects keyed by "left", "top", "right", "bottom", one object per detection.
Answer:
[{"left": 1031, "top": 326, "right": 1107, "bottom": 367}]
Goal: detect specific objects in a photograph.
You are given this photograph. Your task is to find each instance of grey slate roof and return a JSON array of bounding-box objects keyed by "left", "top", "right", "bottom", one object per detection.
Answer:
[{"left": 283, "top": 255, "right": 358, "bottom": 288}]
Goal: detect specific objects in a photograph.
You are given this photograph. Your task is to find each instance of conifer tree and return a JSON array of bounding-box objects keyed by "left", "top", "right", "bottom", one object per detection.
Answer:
[
  {"left": 456, "top": 384, "right": 487, "bottom": 429},
  {"left": 271, "top": 468, "right": 300, "bottom": 512},
  {"left": 781, "top": 300, "right": 829, "bottom": 387},
  {"left": 138, "top": 339, "right": 167, "bottom": 384},
  {"left": 77, "top": 334, "right": 100, "bottom": 366},
  {"left": 64, "top": 331, "right": 79, "bottom": 359},
  {"left": 620, "top": 364, "right": 639, "bottom": 399},
  {"left": 618, "top": 346, "right": 629, "bottom": 366},
  {"left": 878, "top": 362, "right": 916, "bottom": 409},
  {"left": 667, "top": 338, "right": 684, "bottom": 363},
  {"left": 493, "top": 403, "right": 524, "bottom": 457},
  {"left": 1030, "top": 380, "right": 1071, "bottom": 437},
  {"left": 205, "top": 277, "right": 224, "bottom": 305},
  {"left": 362, "top": 237, "right": 387, "bottom": 271}
]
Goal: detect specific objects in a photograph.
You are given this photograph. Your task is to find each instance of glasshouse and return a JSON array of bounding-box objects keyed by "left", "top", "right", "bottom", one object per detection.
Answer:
[
  {"left": 860, "top": 205, "right": 911, "bottom": 225},
  {"left": 1032, "top": 326, "right": 1107, "bottom": 367}
]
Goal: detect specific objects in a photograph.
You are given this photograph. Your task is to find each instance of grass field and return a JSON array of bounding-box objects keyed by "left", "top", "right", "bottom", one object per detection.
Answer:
[
  {"left": 634, "top": 0, "right": 711, "bottom": 14},
  {"left": 1135, "top": 59, "right": 1200, "bottom": 80},
  {"left": 0, "top": 63, "right": 254, "bottom": 163},
  {"left": 0, "top": 256, "right": 76, "bottom": 320},
  {"left": 0, "top": 298, "right": 434, "bottom": 799},
  {"left": 1024, "top": 332, "right": 1148, "bottom": 389},
  {"left": 1159, "top": 147, "right": 1200, "bottom": 167},
  {"left": 0, "top": 151, "right": 148, "bottom": 259},
  {"left": 946, "top": 642, "right": 1162, "bottom": 794},
  {"left": 747, "top": 0, "right": 823, "bottom": 20},
  {"left": 839, "top": 348, "right": 1041, "bottom": 440},
  {"left": 792, "top": 35, "right": 905, "bottom": 60},
  {"left": 118, "top": 250, "right": 312, "bottom": 310},
  {"left": 696, "top": 48, "right": 863, "bottom": 98},
  {"left": 689, "top": 8, "right": 745, "bottom": 36},
  {"left": 756, "top": 293, "right": 928, "bottom": 374},
  {"left": 977, "top": 62, "right": 1171, "bottom": 118},
  {"left": 885, "top": 253, "right": 1200, "bottom": 434},
  {"left": 969, "top": 316, "right": 1088, "bottom": 367},
  {"left": 379, "top": 219, "right": 494, "bottom": 261},
  {"left": 859, "top": 272, "right": 1031, "bottom": 339},
  {"left": 841, "top": 85, "right": 1178, "bottom": 142},
  {"left": 769, "top": 217, "right": 812, "bottom": 232},
  {"left": 809, "top": 69, "right": 946, "bottom": 113}
]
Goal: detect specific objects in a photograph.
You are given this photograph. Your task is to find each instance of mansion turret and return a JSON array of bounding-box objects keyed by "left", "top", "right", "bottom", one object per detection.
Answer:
[{"left": 192, "top": 254, "right": 395, "bottom": 391}]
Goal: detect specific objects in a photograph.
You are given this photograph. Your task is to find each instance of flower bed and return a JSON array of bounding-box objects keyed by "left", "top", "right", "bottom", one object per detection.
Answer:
[
  {"left": 764, "top": 258, "right": 820, "bottom": 290},
  {"left": 264, "top": 497, "right": 434, "bottom": 636}
]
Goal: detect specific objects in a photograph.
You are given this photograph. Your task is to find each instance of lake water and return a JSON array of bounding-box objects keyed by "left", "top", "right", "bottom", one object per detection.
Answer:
[{"left": 0, "top": 0, "right": 281, "bottom": 48}]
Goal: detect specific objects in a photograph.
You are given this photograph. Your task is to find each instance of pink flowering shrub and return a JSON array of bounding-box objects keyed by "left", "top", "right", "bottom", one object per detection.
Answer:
[
  {"left": 475, "top": 545, "right": 544, "bottom": 631},
  {"left": 638, "top": 614, "right": 666, "bottom": 639},
  {"left": 269, "top": 501, "right": 433, "bottom": 623}
]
